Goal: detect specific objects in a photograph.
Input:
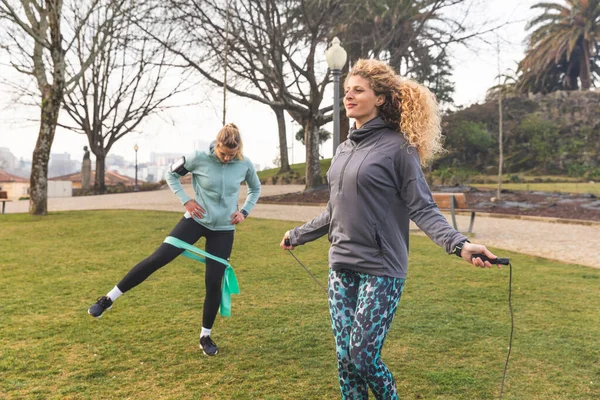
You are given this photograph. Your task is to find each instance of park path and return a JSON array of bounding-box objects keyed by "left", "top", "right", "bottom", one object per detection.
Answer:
[{"left": 4, "top": 184, "right": 599, "bottom": 269}]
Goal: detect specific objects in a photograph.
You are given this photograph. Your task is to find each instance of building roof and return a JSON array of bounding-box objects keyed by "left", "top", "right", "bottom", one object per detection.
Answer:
[
  {"left": 51, "top": 170, "right": 140, "bottom": 186},
  {"left": 0, "top": 170, "right": 29, "bottom": 183}
]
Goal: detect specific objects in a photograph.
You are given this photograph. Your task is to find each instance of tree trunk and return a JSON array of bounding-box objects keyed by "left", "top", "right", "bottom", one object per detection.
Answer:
[
  {"left": 28, "top": 0, "right": 65, "bottom": 215},
  {"left": 29, "top": 87, "right": 62, "bottom": 215},
  {"left": 304, "top": 119, "right": 321, "bottom": 190},
  {"left": 274, "top": 107, "right": 291, "bottom": 173},
  {"left": 497, "top": 84, "right": 504, "bottom": 200},
  {"left": 580, "top": 41, "right": 591, "bottom": 90},
  {"left": 95, "top": 154, "right": 106, "bottom": 194}
]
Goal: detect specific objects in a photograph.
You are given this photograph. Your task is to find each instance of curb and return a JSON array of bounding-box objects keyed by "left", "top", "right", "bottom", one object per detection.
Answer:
[{"left": 452, "top": 210, "right": 600, "bottom": 227}]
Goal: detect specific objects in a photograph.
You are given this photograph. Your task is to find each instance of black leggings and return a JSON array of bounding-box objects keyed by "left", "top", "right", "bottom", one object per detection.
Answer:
[{"left": 117, "top": 217, "right": 234, "bottom": 329}]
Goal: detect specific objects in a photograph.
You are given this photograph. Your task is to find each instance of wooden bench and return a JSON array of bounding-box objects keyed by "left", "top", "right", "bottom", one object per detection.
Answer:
[
  {"left": 0, "top": 191, "right": 11, "bottom": 214},
  {"left": 432, "top": 192, "right": 476, "bottom": 233}
]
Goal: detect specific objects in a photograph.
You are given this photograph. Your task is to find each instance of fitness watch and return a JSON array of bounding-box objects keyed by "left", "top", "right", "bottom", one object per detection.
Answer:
[{"left": 451, "top": 240, "right": 470, "bottom": 258}]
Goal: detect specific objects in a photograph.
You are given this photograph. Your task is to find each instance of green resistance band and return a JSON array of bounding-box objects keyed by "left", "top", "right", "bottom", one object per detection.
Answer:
[{"left": 163, "top": 236, "right": 240, "bottom": 317}]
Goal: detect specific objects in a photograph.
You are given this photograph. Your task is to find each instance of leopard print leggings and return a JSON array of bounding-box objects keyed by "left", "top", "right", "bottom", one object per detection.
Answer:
[{"left": 328, "top": 269, "right": 405, "bottom": 400}]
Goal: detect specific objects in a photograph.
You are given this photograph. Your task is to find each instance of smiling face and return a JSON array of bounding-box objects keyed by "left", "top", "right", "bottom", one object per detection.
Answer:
[
  {"left": 215, "top": 143, "right": 239, "bottom": 163},
  {"left": 344, "top": 75, "right": 385, "bottom": 128}
]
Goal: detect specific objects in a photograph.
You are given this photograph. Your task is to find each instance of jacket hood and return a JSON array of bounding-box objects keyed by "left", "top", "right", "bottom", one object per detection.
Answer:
[{"left": 348, "top": 117, "right": 392, "bottom": 143}]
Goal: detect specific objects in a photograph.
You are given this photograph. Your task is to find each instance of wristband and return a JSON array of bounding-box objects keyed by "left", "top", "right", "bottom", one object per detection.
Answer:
[{"left": 451, "top": 240, "right": 470, "bottom": 258}]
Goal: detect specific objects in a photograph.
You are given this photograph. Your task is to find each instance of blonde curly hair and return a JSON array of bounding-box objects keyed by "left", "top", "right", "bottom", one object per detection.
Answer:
[{"left": 345, "top": 59, "right": 443, "bottom": 165}]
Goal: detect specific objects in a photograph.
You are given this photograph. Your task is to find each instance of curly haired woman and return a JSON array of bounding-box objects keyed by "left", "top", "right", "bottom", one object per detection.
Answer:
[{"left": 280, "top": 59, "right": 500, "bottom": 399}]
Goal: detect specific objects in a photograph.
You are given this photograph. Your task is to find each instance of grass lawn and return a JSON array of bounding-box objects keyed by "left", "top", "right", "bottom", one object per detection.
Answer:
[{"left": 1, "top": 211, "right": 599, "bottom": 399}]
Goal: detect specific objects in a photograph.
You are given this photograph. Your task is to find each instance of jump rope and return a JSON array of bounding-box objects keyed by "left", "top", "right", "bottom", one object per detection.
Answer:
[{"left": 284, "top": 239, "right": 514, "bottom": 400}]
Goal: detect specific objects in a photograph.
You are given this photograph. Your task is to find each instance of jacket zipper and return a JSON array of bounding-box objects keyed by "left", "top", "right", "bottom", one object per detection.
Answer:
[
  {"left": 221, "top": 164, "right": 226, "bottom": 200},
  {"left": 338, "top": 146, "right": 358, "bottom": 192}
]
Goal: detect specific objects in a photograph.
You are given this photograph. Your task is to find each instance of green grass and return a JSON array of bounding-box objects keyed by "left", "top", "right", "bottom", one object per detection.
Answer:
[
  {"left": 257, "top": 159, "right": 332, "bottom": 181},
  {"left": 1, "top": 211, "right": 599, "bottom": 399},
  {"left": 472, "top": 182, "right": 600, "bottom": 195}
]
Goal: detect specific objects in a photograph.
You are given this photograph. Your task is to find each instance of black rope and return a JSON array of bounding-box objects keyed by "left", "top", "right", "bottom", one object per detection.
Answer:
[
  {"left": 499, "top": 262, "right": 514, "bottom": 399},
  {"left": 286, "top": 249, "right": 328, "bottom": 294}
]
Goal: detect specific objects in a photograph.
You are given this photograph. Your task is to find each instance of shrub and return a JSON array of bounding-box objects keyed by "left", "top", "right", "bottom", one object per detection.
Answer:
[{"left": 566, "top": 163, "right": 588, "bottom": 178}]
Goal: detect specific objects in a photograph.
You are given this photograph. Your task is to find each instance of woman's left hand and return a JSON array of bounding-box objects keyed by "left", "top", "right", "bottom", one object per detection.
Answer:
[
  {"left": 461, "top": 242, "right": 500, "bottom": 268},
  {"left": 230, "top": 211, "right": 246, "bottom": 225}
]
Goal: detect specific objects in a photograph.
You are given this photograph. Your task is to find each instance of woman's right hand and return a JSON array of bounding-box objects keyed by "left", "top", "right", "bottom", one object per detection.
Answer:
[
  {"left": 280, "top": 231, "right": 294, "bottom": 250},
  {"left": 184, "top": 200, "right": 206, "bottom": 219}
]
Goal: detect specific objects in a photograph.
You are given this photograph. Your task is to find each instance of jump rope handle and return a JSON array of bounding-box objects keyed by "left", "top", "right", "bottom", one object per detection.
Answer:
[
  {"left": 471, "top": 253, "right": 510, "bottom": 265},
  {"left": 284, "top": 238, "right": 291, "bottom": 247}
]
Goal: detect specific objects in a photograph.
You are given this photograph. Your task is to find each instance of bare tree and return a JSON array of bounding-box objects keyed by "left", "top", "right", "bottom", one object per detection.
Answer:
[
  {"left": 0, "top": 0, "right": 125, "bottom": 214},
  {"left": 496, "top": 37, "right": 503, "bottom": 200},
  {"left": 59, "top": 3, "right": 188, "bottom": 193},
  {"left": 149, "top": 0, "right": 342, "bottom": 188}
]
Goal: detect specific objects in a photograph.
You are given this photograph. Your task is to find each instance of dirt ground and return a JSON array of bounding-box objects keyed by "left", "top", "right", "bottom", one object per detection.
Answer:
[{"left": 259, "top": 185, "right": 600, "bottom": 222}]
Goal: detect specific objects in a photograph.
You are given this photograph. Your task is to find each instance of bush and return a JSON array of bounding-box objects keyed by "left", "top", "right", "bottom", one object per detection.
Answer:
[
  {"left": 73, "top": 182, "right": 164, "bottom": 196},
  {"left": 510, "top": 174, "right": 522, "bottom": 183},
  {"left": 566, "top": 163, "right": 588, "bottom": 178},
  {"left": 430, "top": 167, "right": 477, "bottom": 186},
  {"left": 589, "top": 168, "right": 600, "bottom": 179},
  {"left": 519, "top": 115, "right": 560, "bottom": 172}
]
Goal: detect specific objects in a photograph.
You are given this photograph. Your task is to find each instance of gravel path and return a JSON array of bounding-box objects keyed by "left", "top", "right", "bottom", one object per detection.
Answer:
[{"left": 4, "top": 185, "right": 599, "bottom": 269}]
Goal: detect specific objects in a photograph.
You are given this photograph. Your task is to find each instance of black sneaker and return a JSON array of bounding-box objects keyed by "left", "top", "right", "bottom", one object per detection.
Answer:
[
  {"left": 88, "top": 296, "right": 113, "bottom": 318},
  {"left": 200, "top": 335, "right": 218, "bottom": 356}
]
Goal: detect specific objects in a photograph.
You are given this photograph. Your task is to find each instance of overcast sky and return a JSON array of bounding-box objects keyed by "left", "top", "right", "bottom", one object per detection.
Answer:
[{"left": 0, "top": 0, "right": 539, "bottom": 170}]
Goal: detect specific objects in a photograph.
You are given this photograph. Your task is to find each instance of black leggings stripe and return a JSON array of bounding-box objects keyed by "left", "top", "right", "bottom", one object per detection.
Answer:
[{"left": 117, "top": 217, "right": 234, "bottom": 329}]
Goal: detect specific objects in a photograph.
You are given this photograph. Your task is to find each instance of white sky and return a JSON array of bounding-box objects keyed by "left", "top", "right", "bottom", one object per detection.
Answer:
[{"left": 0, "top": 0, "right": 538, "bottom": 170}]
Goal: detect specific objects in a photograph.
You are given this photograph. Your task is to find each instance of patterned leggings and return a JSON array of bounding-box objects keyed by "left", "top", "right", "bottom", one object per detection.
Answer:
[{"left": 328, "top": 269, "right": 405, "bottom": 400}]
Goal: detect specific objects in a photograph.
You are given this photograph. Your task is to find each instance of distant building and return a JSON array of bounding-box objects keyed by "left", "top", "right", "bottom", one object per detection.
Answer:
[
  {"left": 150, "top": 152, "right": 181, "bottom": 166},
  {"left": 0, "top": 147, "right": 18, "bottom": 171},
  {"left": 49, "top": 152, "right": 79, "bottom": 178},
  {"left": 0, "top": 170, "right": 29, "bottom": 200},
  {"left": 106, "top": 154, "right": 126, "bottom": 168}
]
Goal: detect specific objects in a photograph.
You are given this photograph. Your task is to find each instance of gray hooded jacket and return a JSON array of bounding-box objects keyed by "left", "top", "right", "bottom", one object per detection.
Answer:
[{"left": 288, "top": 117, "right": 467, "bottom": 278}]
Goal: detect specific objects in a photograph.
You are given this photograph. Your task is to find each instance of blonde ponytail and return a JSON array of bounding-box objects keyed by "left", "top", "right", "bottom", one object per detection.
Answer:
[{"left": 217, "top": 123, "right": 244, "bottom": 160}]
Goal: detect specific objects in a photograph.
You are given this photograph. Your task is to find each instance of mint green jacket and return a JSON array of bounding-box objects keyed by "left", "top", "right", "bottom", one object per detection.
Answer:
[{"left": 166, "top": 142, "right": 261, "bottom": 231}]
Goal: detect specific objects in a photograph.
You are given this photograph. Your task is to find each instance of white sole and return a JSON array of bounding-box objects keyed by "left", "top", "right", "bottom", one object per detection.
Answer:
[
  {"left": 199, "top": 344, "right": 218, "bottom": 356},
  {"left": 88, "top": 305, "right": 112, "bottom": 318}
]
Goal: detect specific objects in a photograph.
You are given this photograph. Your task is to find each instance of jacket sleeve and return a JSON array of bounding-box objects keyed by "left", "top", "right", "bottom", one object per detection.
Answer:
[
  {"left": 288, "top": 203, "right": 331, "bottom": 246},
  {"left": 395, "top": 148, "right": 467, "bottom": 254},
  {"left": 165, "top": 152, "right": 201, "bottom": 206},
  {"left": 241, "top": 161, "right": 261, "bottom": 213}
]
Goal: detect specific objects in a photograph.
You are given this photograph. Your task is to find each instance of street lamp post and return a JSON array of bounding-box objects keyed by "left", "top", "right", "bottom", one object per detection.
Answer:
[
  {"left": 134, "top": 144, "right": 139, "bottom": 192},
  {"left": 325, "top": 37, "right": 347, "bottom": 156}
]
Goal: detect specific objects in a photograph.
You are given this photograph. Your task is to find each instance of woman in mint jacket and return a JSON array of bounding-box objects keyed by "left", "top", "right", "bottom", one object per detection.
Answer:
[{"left": 88, "top": 123, "right": 261, "bottom": 356}]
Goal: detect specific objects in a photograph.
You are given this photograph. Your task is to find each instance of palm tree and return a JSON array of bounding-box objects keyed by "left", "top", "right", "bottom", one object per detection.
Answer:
[
  {"left": 518, "top": 0, "right": 600, "bottom": 92},
  {"left": 486, "top": 66, "right": 520, "bottom": 102}
]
